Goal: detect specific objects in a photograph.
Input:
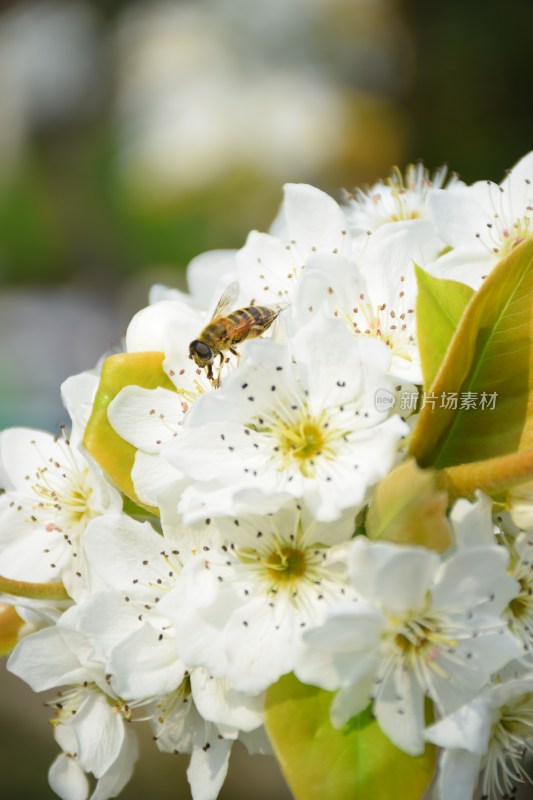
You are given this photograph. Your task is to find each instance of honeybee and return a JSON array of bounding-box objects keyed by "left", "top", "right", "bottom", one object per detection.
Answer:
[{"left": 189, "top": 282, "right": 284, "bottom": 386}]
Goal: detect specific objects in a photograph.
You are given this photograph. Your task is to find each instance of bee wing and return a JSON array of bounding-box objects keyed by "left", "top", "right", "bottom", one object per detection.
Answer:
[{"left": 210, "top": 281, "right": 240, "bottom": 321}]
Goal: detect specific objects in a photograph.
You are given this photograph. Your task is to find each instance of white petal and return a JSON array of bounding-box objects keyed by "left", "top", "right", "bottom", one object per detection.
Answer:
[
  {"left": 49, "top": 755, "right": 89, "bottom": 800},
  {"left": 191, "top": 670, "right": 263, "bottom": 732},
  {"left": 7, "top": 627, "right": 88, "bottom": 691},
  {"left": 425, "top": 692, "right": 493, "bottom": 754},
  {"left": 432, "top": 547, "right": 516, "bottom": 612},
  {"left": 297, "top": 608, "right": 382, "bottom": 691},
  {"left": 82, "top": 515, "right": 168, "bottom": 596},
  {"left": 187, "top": 249, "right": 238, "bottom": 308},
  {"left": 281, "top": 183, "right": 351, "bottom": 257},
  {"left": 348, "top": 538, "right": 440, "bottom": 612},
  {"left": 304, "top": 604, "right": 382, "bottom": 654},
  {"left": 131, "top": 450, "right": 184, "bottom": 507},
  {"left": 429, "top": 187, "right": 488, "bottom": 247},
  {"left": 187, "top": 737, "right": 232, "bottom": 800},
  {"left": 490, "top": 675, "right": 533, "bottom": 707},
  {"left": 109, "top": 624, "right": 186, "bottom": 700},
  {"left": 126, "top": 299, "right": 199, "bottom": 353},
  {"left": 108, "top": 386, "right": 182, "bottom": 453},
  {"left": 236, "top": 230, "right": 295, "bottom": 303},
  {"left": 177, "top": 480, "right": 292, "bottom": 525},
  {"left": 0, "top": 428, "right": 84, "bottom": 493},
  {"left": 329, "top": 665, "right": 377, "bottom": 727},
  {"left": 432, "top": 748, "right": 481, "bottom": 800},
  {"left": 57, "top": 692, "right": 125, "bottom": 777},
  {"left": 375, "top": 666, "right": 425, "bottom": 755},
  {"left": 501, "top": 151, "right": 533, "bottom": 193},
  {"left": 0, "top": 498, "right": 64, "bottom": 582},
  {"left": 74, "top": 592, "right": 145, "bottom": 657},
  {"left": 290, "top": 314, "right": 369, "bottom": 410},
  {"left": 228, "top": 603, "right": 311, "bottom": 692},
  {"left": 289, "top": 253, "right": 365, "bottom": 330},
  {"left": 458, "top": 627, "right": 522, "bottom": 681},
  {"left": 450, "top": 494, "right": 495, "bottom": 548},
  {"left": 364, "top": 219, "right": 441, "bottom": 287},
  {"left": 61, "top": 371, "right": 99, "bottom": 444},
  {"left": 425, "top": 246, "right": 492, "bottom": 289},
  {"left": 90, "top": 727, "right": 138, "bottom": 800},
  {"left": 166, "top": 421, "right": 265, "bottom": 483}
]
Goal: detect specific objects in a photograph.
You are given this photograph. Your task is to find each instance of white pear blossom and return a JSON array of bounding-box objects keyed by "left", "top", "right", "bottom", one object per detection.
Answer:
[
  {"left": 164, "top": 313, "right": 408, "bottom": 523},
  {"left": 295, "top": 534, "right": 521, "bottom": 756},
  {"left": 290, "top": 221, "right": 441, "bottom": 384},
  {"left": 0, "top": 425, "right": 121, "bottom": 594},
  {"left": 164, "top": 501, "right": 354, "bottom": 694},
  {"left": 428, "top": 151, "right": 533, "bottom": 288},
  {"left": 343, "top": 162, "right": 461, "bottom": 241},
  {"left": 7, "top": 608, "right": 138, "bottom": 800},
  {"left": 425, "top": 676, "right": 533, "bottom": 800}
]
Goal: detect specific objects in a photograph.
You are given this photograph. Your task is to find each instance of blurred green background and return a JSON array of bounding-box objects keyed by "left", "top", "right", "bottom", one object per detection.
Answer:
[{"left": 0, "top": 0, "right": 532, "bottom": 797}]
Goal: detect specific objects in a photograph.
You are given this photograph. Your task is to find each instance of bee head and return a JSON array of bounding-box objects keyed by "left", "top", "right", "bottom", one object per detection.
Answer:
[{"left": 189, "top": 339, "right": 214, "bottom": 367}]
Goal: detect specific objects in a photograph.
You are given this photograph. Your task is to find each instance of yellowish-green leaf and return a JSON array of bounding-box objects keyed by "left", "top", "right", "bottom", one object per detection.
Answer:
[
  {"left": 83, "top": 352, "right": 176, "bottom": 512},
  {"left": 0, "top": 604, "right": 24, "bottom": 656},
  {"left": 410, "top": 238, "right": 533, "bottom": 469},
  {"left": 415, "top": 266, "right": 474, "bottom": 389},
  {"left": 366, "top": 459, "right": 451, "bottom": 552},
  {"left": 265, "top": 674, "right": 435, "bottom": 800},
  {"left": 438, "top": 448, "right": 533, "bottom": 502}
]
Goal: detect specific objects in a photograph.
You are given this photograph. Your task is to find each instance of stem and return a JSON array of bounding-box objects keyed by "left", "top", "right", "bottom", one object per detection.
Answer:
[{"left": 0, "top": 575, "right": 69, "bottom": 601}]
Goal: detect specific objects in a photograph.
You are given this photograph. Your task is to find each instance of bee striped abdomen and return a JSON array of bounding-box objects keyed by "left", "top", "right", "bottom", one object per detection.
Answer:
[{"left": 225, "top": 306, "right": 277, "bottom": 344}]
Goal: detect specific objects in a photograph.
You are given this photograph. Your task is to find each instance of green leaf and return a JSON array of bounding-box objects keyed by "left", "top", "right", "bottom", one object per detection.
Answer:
[
  {"left": 415, "top": 266, "right": 474, "bottom": 389},
  {"left": 366, "top": 459, "right": 451, "bottom": 552},
  {"left": 265, "top": 674, "right": 435, "bottom": 800},
  {"left": 83, "top": 352, "right": 176, "bottom": 512},
  {"left": 410, "top": 238, "right": 533, "bottom": 470}
]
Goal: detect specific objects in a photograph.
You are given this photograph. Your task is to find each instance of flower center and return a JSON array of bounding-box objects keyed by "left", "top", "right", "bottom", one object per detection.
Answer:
[
  {"left": 385, "top": 612, "right": 458, "bottom": 677},
  {"left": 482, "top": 694, "right": 533, "bottom": 799},
  {"left": 278, "top": 421, "right": 324, "bottom": 462},
  {"left": 497, "top": 216, "right": 531, "bottom": 256},
  {"left": 350, "top": 284, "right": 416, "bottom": 365},
  {"left": 31, "top": 462, "right": 94, "bottom": 530},
  {"left": 255, "top": 405, "right": 346, "bottom": 479},
  {"left": 265, "top": 546, "right": 307, "bottom": 583}
]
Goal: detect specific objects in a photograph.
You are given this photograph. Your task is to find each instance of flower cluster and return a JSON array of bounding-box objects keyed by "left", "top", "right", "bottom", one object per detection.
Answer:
[{"left": 1, "top": 153, "right": 533, "bottom": 800}]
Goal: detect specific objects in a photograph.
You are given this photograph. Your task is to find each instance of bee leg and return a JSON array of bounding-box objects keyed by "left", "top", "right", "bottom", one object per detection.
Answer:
[
  {"left": 229, "top": 347, "right": 240, "bottom": 365},
  {"left": 212, "top": 353, "right": 225, "bottom": 388}
]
